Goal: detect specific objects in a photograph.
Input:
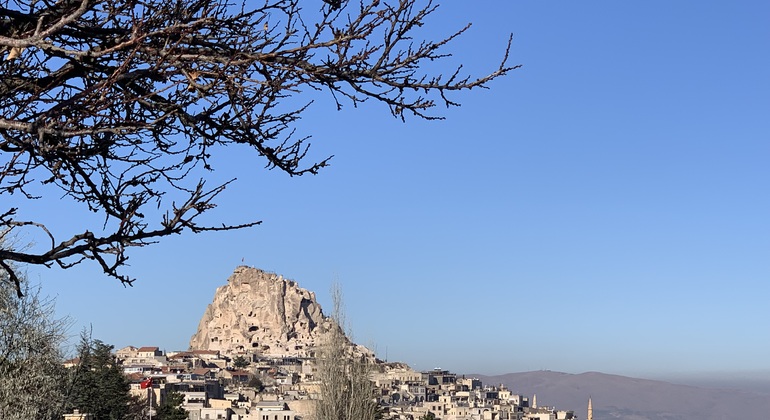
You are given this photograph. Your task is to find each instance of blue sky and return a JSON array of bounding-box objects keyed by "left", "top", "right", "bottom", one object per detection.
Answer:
[{"left": 25, "top": 1, "right": 770, "bottom": 379}]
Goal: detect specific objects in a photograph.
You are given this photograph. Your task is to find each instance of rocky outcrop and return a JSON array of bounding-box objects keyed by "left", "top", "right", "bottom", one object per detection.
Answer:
[{"left": 189, "top": 266, "right": 366, "bottom": 359}]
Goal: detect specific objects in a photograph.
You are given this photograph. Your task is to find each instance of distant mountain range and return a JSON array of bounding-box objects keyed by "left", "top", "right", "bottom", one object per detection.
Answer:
[{"left": 470, "top": 371, "right": 770, "bottom": 420}]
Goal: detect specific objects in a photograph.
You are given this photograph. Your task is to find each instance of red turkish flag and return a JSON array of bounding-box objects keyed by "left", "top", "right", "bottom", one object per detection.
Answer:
[{"left": 140, "top": 378, "right": 152, "bottom": 389}]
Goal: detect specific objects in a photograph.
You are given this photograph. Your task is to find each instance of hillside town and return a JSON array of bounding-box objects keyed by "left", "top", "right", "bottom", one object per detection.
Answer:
[
  {"left": 57, "top": 268, "right": 582, "bottom": 420},
  {"left": 75, "top": 344, "right": 581, "bottom": 420}
]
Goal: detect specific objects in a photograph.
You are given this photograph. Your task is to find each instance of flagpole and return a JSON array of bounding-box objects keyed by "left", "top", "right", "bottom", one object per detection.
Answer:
[{"left": 148, "top": 379, "right": 152, "bottom": 420}]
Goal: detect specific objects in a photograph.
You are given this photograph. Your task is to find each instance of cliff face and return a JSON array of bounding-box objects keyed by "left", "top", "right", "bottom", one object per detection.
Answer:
[{"left": 189, "top": 266, "right": 333, "bottom": 357}]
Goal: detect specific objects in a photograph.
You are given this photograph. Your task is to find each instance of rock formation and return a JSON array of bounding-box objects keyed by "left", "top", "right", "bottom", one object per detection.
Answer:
[{"left": 189, "top": 266, "right": 370, "bottom": 359}]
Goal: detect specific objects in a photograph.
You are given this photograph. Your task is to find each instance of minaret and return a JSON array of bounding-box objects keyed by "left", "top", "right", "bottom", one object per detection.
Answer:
[
  {"left": 532, "top": 394, "right": 537, "bottom": 409},
  {"left": 587, "top": 397, "right": 593, "bottom": 420}
]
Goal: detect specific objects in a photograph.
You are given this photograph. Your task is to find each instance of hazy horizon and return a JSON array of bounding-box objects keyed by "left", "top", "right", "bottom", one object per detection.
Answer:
[{"left": 467, "top": 369, "right": 770, "bottom": 397}]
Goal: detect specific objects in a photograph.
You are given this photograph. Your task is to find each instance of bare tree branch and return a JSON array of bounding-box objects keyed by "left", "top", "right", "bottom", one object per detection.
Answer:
[{"left": 0, "top": 0, "right": 519, "bottom": 294}]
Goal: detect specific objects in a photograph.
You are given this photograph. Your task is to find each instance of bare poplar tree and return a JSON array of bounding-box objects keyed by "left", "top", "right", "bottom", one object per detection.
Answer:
[
  {"left": 0, "top": 233, "right": 70, "bottom": 419},
  {"left": 314, "top": 284, "right": 381, "bottom": 420},
  {"left": 0, "top": 0, "right": 517, "bottom": 296}
]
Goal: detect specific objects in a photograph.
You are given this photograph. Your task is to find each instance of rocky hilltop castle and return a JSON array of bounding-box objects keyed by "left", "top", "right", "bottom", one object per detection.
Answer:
[{"left": 189, "top": 266, "right": 371, "bottom": 360}]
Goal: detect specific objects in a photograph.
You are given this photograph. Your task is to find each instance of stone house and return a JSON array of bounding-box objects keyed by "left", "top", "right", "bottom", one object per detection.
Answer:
[
  {"left": 220, "top": 369, "right": 250, "bottom": 383},
  {"left": 252, "top": 401, "right": 294, "bottom": 420}
]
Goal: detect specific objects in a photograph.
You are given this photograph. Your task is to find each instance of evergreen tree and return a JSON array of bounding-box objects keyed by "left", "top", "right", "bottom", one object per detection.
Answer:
[
  {"left": 67, "top": 335, "right": 131, "bottom": 420},
  {"left": 233, "top": 355, "right": 249, "bottom": 369},
  {"left": 248, "top": 375, "right": 264, "bottom": 392},
  {"left": 155, "top": 390, "right": 187, "bottom": 420}
]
